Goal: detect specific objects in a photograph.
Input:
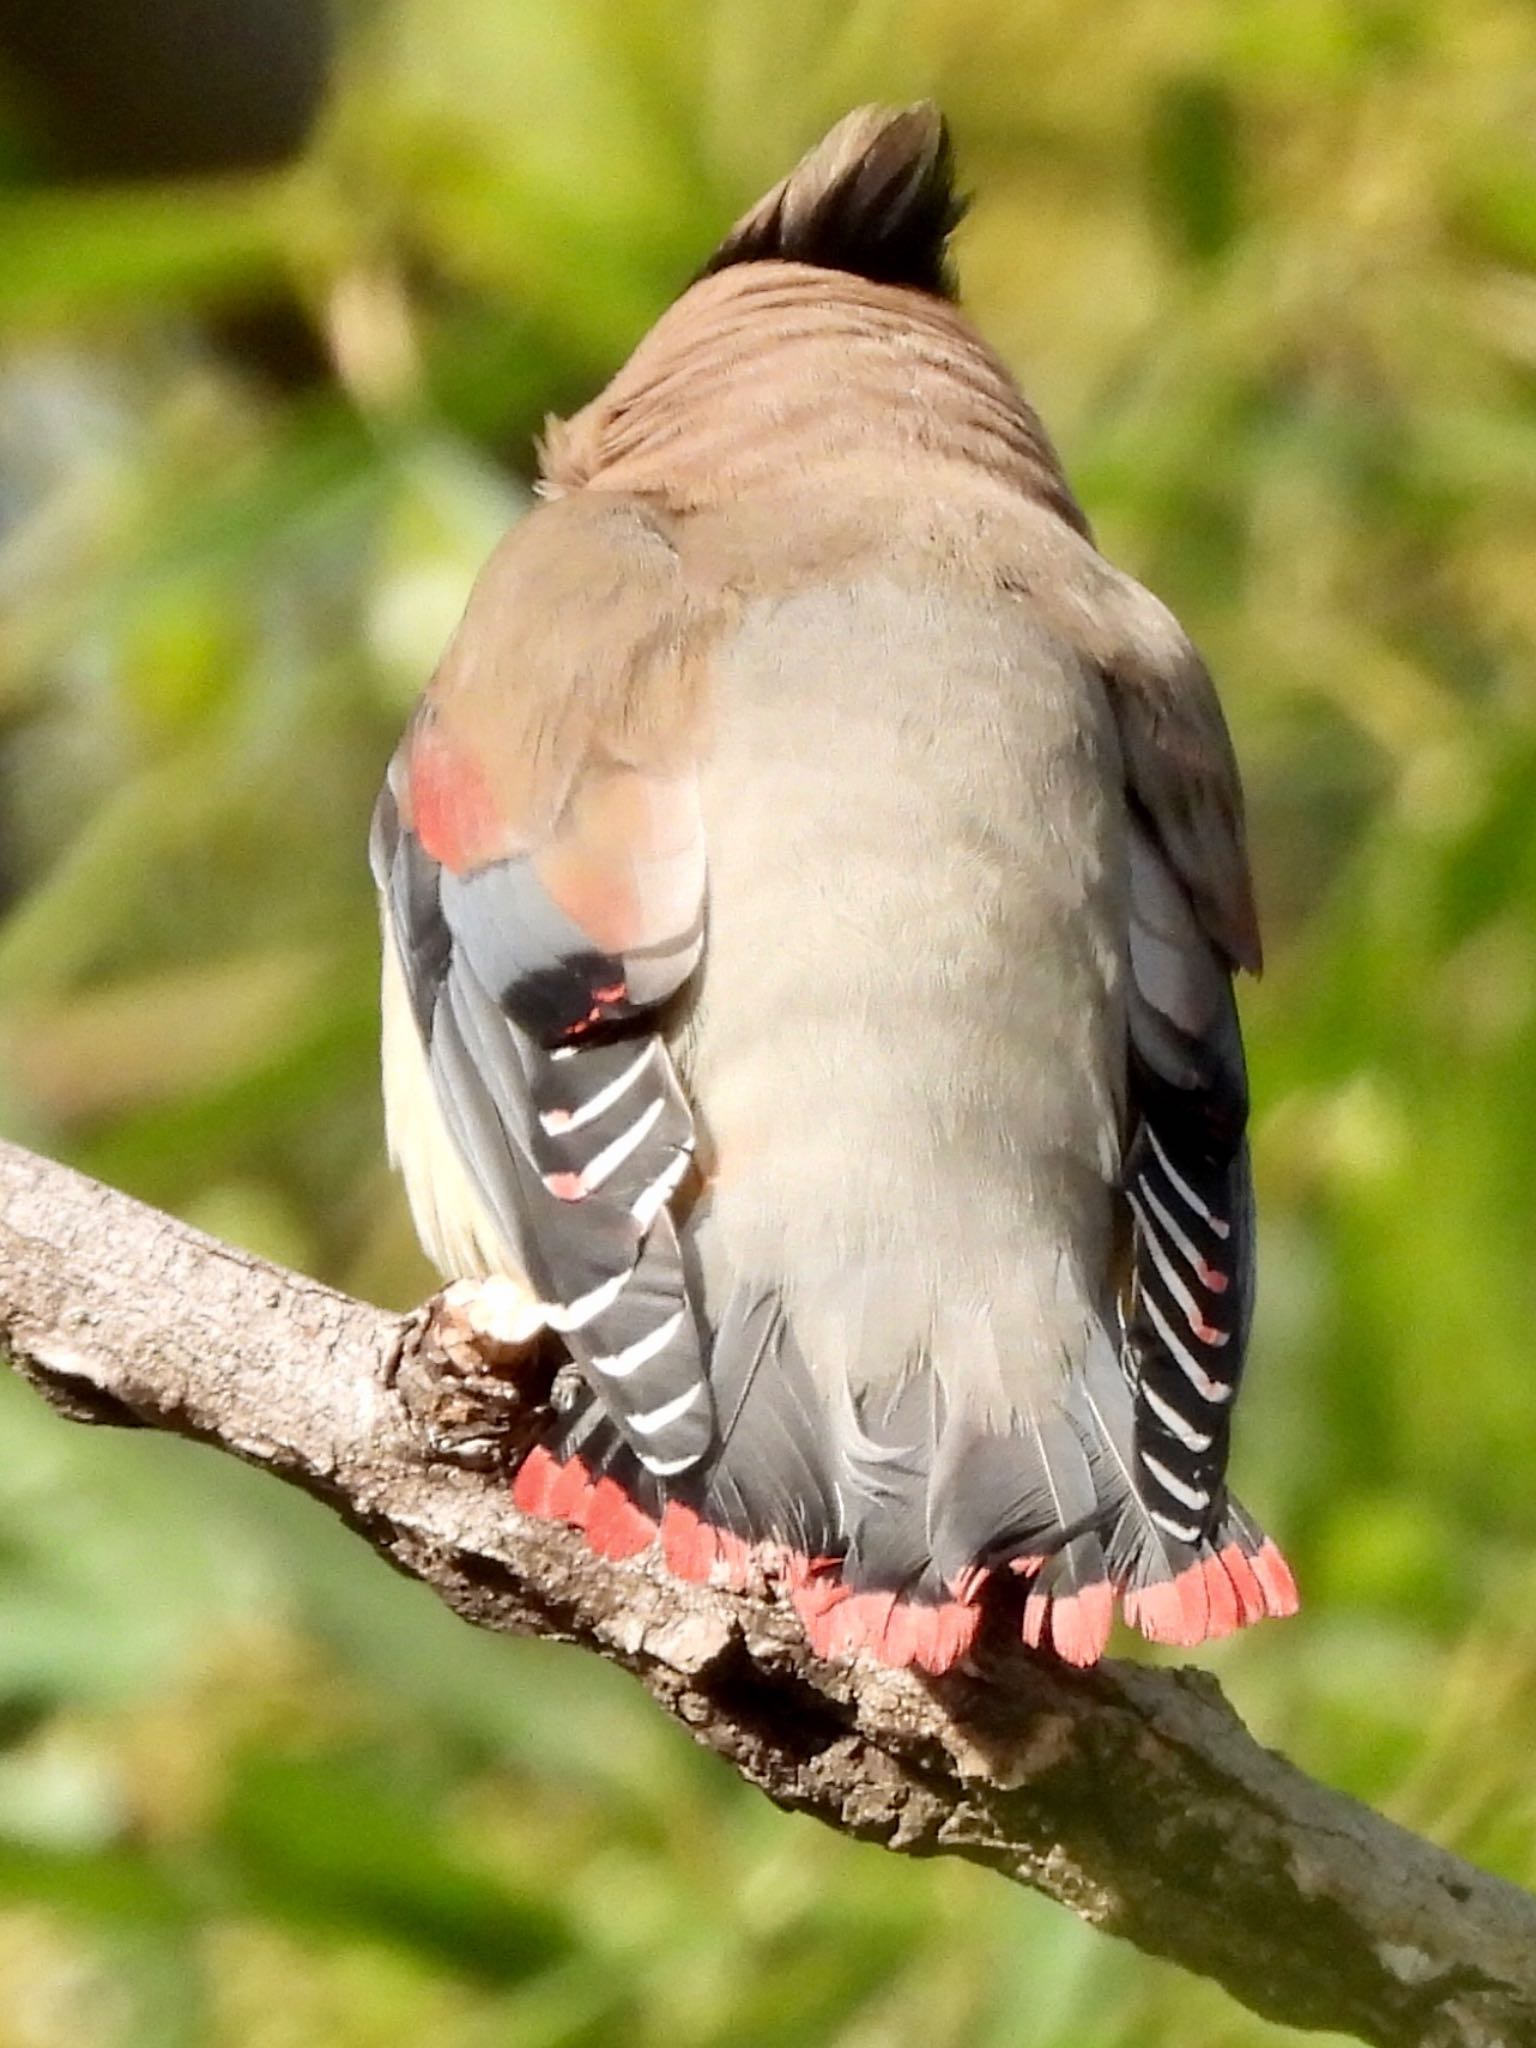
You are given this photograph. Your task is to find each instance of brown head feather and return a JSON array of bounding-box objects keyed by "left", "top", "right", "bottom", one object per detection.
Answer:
[{"left": 699, "top": 102, "right": 964, "bottom": 300}]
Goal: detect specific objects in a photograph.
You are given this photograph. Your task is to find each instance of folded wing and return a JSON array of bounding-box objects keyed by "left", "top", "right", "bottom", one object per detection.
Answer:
[{"left": 371, "top": 493, "right": 719, "bottom": 1481}]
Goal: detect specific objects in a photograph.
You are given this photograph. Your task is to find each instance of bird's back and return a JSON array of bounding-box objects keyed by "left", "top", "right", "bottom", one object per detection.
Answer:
[
  {"left": 686, "top": 562, "right": 1127, "bottom": 1409},
  {"left": 375, "top": 102, "right": 1297, "bottom": 1672}
]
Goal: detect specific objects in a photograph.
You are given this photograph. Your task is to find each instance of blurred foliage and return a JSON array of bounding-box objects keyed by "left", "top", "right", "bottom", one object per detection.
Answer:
[{"left": 2, "top": 0, "right": 1536, "bottom": 2041}]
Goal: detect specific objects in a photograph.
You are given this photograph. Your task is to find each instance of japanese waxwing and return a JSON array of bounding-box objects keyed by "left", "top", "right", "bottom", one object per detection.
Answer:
[{"left": 371, "top": 103, "right": 1297, "bottom": 1674}]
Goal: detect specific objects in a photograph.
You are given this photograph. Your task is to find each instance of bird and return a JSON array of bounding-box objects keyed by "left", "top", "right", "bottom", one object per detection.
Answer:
[{"left": 370, "top": 102, "right": 1298, "bottom": 1674}]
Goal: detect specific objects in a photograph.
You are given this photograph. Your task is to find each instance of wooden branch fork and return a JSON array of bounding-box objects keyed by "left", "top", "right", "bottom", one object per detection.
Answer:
[{"left": 3, "top": 1137, "right": 1534, "bottom": 2048}]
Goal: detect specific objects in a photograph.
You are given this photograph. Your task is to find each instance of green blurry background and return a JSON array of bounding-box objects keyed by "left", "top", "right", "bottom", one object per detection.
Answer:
[{"left": 2, "top": 1, "right": 1535, "bottom": 2042}]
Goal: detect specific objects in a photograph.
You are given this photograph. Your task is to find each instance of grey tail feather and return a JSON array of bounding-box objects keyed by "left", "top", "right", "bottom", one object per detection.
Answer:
[
  {"left": 1073, "top": 1334, "right": 1205, "bottom": 1590},
  {"left": 688, "top": 1279, "right": 842, "bottom": 1561},
  {"left": 548, "top": 1260, "right": 844, "bottom": 1561},
  {"left": 665, "top": 1307, "right": 1231, "bottom": 1607},
  {"left": 699, "top": 102, "right": 965, "bottom": 301},
  {"left": 547, "top": 1269, "right": 1279, "bottom": 1634}
]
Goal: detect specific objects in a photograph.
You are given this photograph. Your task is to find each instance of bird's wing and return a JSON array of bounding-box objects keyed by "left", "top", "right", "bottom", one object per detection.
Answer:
[
  {"left": 370, "top": 491, "right": 720, "bottom": 1482},
  {"left": 1088, "top": 564, "right": 1260, "bottom": 1548}
]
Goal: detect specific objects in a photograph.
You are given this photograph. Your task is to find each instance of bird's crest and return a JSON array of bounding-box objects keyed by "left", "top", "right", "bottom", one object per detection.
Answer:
[{"left": 700, "top": 102, "right": 965, "bottom": 300}]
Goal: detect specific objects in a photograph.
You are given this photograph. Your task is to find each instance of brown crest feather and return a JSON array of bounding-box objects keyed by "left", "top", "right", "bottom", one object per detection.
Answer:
[{"left": 699, "top": 103, "right": 965, "bottom": 300}]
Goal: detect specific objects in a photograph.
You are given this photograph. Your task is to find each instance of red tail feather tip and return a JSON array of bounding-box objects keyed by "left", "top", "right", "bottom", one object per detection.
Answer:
[
  {"left": 1008, "top": 1553, "right": 1047, "bottom": 1581},
  {"left": 901, "top": 1600, "right": 981, "bottom": 1674},
  {"left": 1198, "top": 1551, "right": 1243, "bottom": 1639},
  {"left": 950, "top": 1562, "right": 992, "bottom": 1603},
  {"left": 712, "top": 1528, "right": 753, "bottom": 1591},
  {"left": 658, "top": 1501, "right": 717, "bottom": 1582},
  {"left": 1125, "top": 1542, "right": 1298, "bottom": 1645},
  {"left": 513, "top": 1448, "right": 655, "bottom": 1559},
  {"left": 1022, "top": 1586, "right": 1048, "bottom": 1650},
  {"left": 782, "top": 1549, "right": 840, "bottom": 1592},
  {"left": 788, "top": 1577, "right": 977, "bottom": 1672},
  {"left": 511, "top": 1443, "right": 562, "bottom": 1518},
  {"left": 548, "top": 1454, "right": 595, "bottom": 1524},
  {"left": 656, "top": 1502, "right": 756, "bottom": 1589},
  {"left": 821, "top": 1589, "right": 898, "bottom": 1662},
  {"left": 1124, "top": 1562, "right": 1212, "bottom": 1647},
  {"left": 513, "top": 1444, "right": 1293, "bottom": 1666},
  {"left": 1215, "top": 1542, "right": 1268, "bottom": 1624},
  {"left": 1251, "top": 1540, "right": 1300, "bottom": 1617},
  {"left": 790, "top": 1567, "right": 846, "bottom": 1623},
  {"left": 1040, "top": 1581, "right": 1115, "bottom": 1666},
  {"left": 584, "top": 1476, "right": 657, "bottom": 1560}
]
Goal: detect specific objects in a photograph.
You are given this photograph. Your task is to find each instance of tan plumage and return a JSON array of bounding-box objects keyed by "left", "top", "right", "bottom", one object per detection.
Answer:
[{"left": 373, "top": 103, "right": 1296, "bottom": 1670}]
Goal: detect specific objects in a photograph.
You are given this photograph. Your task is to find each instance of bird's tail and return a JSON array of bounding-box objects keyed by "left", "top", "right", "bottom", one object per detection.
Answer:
[{"left": 512, "top": 1266, "right": 1295, "bottom": 1674}]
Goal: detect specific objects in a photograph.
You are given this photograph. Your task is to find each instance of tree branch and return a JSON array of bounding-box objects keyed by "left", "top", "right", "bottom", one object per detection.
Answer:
[{"left": 1, "top": 1136, "right": 1533, "bottom": 2047}]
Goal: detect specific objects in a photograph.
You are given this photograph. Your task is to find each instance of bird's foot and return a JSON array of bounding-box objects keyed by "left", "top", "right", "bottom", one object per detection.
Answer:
[{"left": 388, "top": 1276, "right": 561, "bottom": 1469}]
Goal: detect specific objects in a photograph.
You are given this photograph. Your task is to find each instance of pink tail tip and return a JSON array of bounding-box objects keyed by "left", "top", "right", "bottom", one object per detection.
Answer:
[
  {"left": 511, "top": 1442, "right": 563, "bottom": 1519},
  {"left": 1124, "top": 1542, "right": 1300, "bottom": 1647},
  {"left": 658, "top": 1501, "right": 716, "bottom": 1582},
  {"left": 584, "top": 1476, "right": 656, "bottom": 1560},
  {"left": 548, "top": 1453, "right": 595, "bottom": 1524},
  {"left": 1024, "top": 1580, "right": 1115, "bottom": 1665},
  {"left": 1124, "top": 1562, "right": 1213, "bottom": 1646},
  {"left": 654, "top": 1503, "right": 752, "bottom": 1589},
  {"left": 1251, "top": 1539, "right": 1300, "bottom": 1617},
  {"left": 792, "top": 1579, "right": 979, "bottom": 1673},
  {"left": 510, "top": 1443, "right": 1300, "bottom": 1673}
]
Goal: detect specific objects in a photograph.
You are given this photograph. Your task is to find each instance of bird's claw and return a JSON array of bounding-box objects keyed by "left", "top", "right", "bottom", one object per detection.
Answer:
[{"left": 387, "top": 1277, "right": 560, "bottom": 1470}]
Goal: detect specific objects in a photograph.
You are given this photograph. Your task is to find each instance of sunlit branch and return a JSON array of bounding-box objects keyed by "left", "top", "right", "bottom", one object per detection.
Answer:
[{"left": 2, "top": 1136, "right": 1533, "bottom": 2048}]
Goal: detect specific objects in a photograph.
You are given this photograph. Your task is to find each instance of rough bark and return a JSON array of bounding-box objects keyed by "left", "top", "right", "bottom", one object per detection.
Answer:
[{"left": 1, "top": 1135, "right": 1533, "bottom": 2048}]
